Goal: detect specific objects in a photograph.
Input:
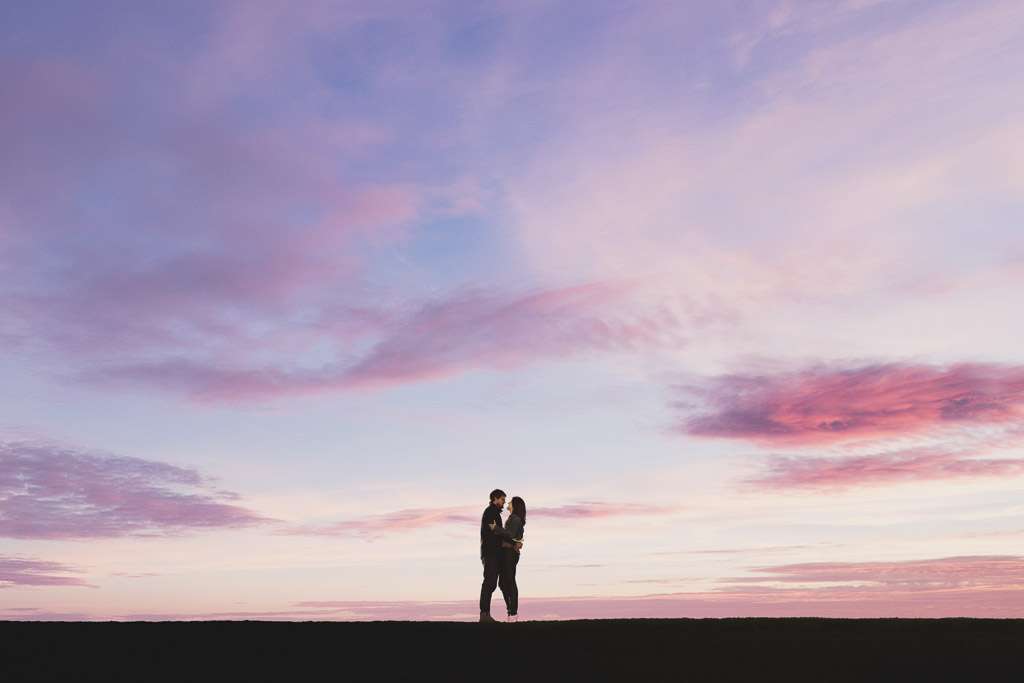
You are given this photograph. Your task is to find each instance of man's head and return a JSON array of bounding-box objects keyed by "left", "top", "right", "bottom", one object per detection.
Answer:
[{"left": 489, "top": 489, "right": 507, "bottom": 508}]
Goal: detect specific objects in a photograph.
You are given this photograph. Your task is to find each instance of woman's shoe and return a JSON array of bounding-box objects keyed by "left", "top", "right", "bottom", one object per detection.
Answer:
[{"left": 510, "top": 614, "right": 519, "bottom": 622}]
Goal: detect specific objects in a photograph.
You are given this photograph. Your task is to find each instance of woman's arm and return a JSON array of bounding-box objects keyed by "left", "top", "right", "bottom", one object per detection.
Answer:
[{"left": 497, "top": 515, "right": 523, "bottom": 542}]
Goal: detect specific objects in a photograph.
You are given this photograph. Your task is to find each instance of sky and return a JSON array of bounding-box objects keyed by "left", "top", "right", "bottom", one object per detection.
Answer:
[{"left": 2, "top": 0, "right": 1024, "bottom": 621}]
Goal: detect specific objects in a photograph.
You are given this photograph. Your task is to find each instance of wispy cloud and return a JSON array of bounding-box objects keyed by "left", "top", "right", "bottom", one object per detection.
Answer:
[
  {"left": 0, "top": 607, "right": 94, "bottom": 620},
  {"left": 0, "top": 440, "right": 271, "bottom": 539},
  {"left": 530, "top": 501, "right": 680, "bottom": 519},
  {"left": 282, "top": 507, "right": 476, "bottom": 539},
  {"left": 652, "top": 544, "right": 830, "bottom": 556},
  {"left": 721, "top": 554, "right": 1024, "bottom": 591},
  {"left": 0, "top": 556, "right": 90, "bottom": 588},
  {"left": 282, "top": 500, "right": 680, "bottom": 538},
  {"left": 77, "top": 282, "right": 686, "bottom": 402},
  {"left": 745, "top": 447, "right": 1024, "bottom": 490},
  {"left": 338, "top": 282, "right": 684, "bottom": 390},
  {"left": 506, "top": 0, "right": 1024, "bottom": 361}
]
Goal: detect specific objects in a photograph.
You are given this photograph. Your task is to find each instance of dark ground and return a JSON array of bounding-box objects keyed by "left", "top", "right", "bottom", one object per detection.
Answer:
[{"left": 2, "top": 618, "right": 1021, "bottom": 681}]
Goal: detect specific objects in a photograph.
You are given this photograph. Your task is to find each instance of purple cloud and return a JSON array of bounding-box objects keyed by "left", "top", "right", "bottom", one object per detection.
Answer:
[
  {"left": 75, "top": 282, "right": 686, "bottom": 401},
  {"left": 0, "top": 556, "right": 90, "bottom": 588},
  {"left": 677, "top": 362, "right": 1024, "bottom": 445},
  {"left": 340, "top": 282, "right": 677, "bottom": 388},
  {"left": 0, "top": 5, "right": 465, "bottom": 388},
  {"left": 0, "top": 49, "right": 422, "bottom": 361},
  {"left": 0, "top": 440, "right": 270, "bottom": 539}
]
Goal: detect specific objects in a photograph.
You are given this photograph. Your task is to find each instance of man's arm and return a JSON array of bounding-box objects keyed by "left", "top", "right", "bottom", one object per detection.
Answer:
[
  {"left": 481, "top": 506, "right": 501, "bottom": 536},
  {"left": 481, "top": 507, "right": 500, "bottom": 561}
]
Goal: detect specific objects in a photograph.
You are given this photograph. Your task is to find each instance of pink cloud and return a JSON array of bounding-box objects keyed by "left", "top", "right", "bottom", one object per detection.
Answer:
[
  {"left": 530, "top": 501, "right": 680, "bottom": 519},
  {"left": 678, "top": 363, "right": 1024, "bottom": 445},
  {"left": 0, "top": 607, "right": 94, "bottom": 620},
  {"left": 745, "top": 447, "right": 1024, "bottom": 490},
  {"left": 653, "top": 544, "right": 827, "bottom": 556},
  {"left": 283, "top": 507, "right": 476, "bottom": 538},
  {"left": 76, "top": 281, "right": 685, "bottom": 401},
  {"left": 0, "top": 440, "right": 271, "bottom": 539},
  {"left": 282, "top": 500, "right": 679, "bottom": 538},
  {"left": 724, "top": 555, "right": 1024, "bottom": 589},
  {"left": 0, "top": 556, "right": 90, "bottom": 588}
]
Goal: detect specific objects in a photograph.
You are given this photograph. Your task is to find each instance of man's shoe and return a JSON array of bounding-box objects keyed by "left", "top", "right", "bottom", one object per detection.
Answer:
[
  {"left": 479, "top": 611, "right": 498, "bottom": 623},
  {"left": 510, "top": 614, "right": 519, "bottom": 623}
]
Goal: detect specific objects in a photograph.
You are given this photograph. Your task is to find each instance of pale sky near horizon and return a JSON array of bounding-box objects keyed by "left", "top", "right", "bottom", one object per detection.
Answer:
[{"left": 2, "top": 0, "right": 1024, "bottom": 620}]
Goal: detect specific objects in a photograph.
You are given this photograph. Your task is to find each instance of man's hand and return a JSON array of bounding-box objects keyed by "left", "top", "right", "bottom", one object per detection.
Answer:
[{"left": 514, "top": 542, "right": 523, "bottom": 551}]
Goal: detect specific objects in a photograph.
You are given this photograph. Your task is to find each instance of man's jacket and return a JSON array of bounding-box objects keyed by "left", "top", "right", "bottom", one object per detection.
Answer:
[{"left": 480, "top": 503, "right": 504, "bottom": 560}]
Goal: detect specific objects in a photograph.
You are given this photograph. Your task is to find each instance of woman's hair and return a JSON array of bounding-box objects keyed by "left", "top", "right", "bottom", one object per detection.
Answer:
[{"left": 511, "top": 496, "right": 526, "bottom": 526}]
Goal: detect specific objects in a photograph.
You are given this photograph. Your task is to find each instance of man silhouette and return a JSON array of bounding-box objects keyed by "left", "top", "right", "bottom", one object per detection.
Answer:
[{"left": 479, "top": 488, "right": 506, "bottom": 623}]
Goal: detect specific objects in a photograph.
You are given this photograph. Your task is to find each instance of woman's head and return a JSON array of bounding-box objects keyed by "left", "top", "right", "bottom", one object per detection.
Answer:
[{"left": 509, "top": 496, "right": 526, "bottom": 525}]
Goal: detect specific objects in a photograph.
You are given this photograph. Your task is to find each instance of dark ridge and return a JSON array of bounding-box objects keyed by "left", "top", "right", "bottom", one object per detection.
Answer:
[{"left": 2, "top": 618, "right": 1020, "bottom": 681}]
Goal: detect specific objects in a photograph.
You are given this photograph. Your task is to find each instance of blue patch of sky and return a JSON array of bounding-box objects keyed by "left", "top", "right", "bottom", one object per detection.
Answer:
[{"left": 359, "top": 210, "right": 526, "bottom": 297}]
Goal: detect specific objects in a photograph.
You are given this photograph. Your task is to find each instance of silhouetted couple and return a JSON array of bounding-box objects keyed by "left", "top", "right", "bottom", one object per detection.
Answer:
[{"left": 479, "top": 488, "right": 526, "bottom": 623}]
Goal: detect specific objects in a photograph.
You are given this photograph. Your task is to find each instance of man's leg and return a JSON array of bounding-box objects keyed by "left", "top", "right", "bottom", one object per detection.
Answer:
[{"left": 479, "top": 552, "right": 500, "bottom": 617}]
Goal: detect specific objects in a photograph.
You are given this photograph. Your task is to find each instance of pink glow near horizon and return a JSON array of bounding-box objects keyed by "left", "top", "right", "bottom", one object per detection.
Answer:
[{"left": 7, "top": 554, "right": 1020, "bottom": 619}]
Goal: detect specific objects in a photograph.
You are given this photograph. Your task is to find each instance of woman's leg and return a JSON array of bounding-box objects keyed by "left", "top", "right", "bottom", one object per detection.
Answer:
[
  {"left": 506, "top": 552, "right": 519, "bottom": 616},
  {"left": 497, "top": 549, "right": 512, "bottom": 615}
]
